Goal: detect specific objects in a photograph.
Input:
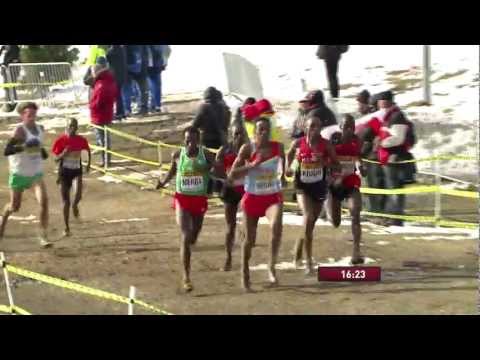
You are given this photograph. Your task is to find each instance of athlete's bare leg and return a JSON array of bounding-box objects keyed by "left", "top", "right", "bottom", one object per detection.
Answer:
[
  {"left": 176, "top": 206, "right": 194, "bottom": 292},
  {"left": 348, "top": 189, "right": 364, "bottom": 264},
  {"left": 72, "top": 176, "right": 83, "bottom": 219},
  {"left": 223, "top": 202, "right": 239, "bottom": 271},
  {"left": 33, "top": 180, "right": 50, "bottom": 247},
  {"left": 292, "top": 193, "right": 306, "bottom": 267},
  {"left": 327, "top": 192, "right": 342, "bottom": 228},
  {"left": 298, "top": 195, "right": 323, "bottom": 275},
  {"left": 265, "top": 202, "right": 283, "bottom": 285},
  {"left": 60, "top": 181, "right": 72, "bottom": 236},
  {"left": 241, "top": 212, "right": 258, "bottom": 292},
  {"left": 0, "top": 190, "right": 22, "bottom": 240}
]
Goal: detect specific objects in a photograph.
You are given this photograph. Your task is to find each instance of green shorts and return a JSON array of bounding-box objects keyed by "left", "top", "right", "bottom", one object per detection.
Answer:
[{"left": 8, "top": 173, "right": 43, "bottom": 192}]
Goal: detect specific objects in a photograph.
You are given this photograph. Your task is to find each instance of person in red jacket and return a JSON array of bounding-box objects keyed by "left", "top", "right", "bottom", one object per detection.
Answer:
[{"left": 89, "top": 57, "right": 118, "bottom": 167}]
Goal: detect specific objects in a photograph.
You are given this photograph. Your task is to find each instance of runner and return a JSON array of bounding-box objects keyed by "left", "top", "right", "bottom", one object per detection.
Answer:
[
  {"left": 156, "top": 126, "right": 215, "bottom": 292},
  {"left": 215, "top": 124, "right": 249, "bottom": 271},
  {"left": 229, "top": 117, "right": 287, "bottom": 292},
  {"left": 0, "top": 102, "right": 51, "bottom": 247},
  {"left": 286, "top": 111, "right": 339, "bottom": 275},
  {"left": 327, "top": 114, "right": 365, "bottom": 264},
  {"left": 51, "top": 118, "right": 91, "bottom": 237}
]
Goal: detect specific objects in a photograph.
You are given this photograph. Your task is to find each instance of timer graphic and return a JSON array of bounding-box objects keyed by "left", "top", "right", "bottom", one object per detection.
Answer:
[{"left": 318, "top": 267, "right": 381, "bottom": 282}]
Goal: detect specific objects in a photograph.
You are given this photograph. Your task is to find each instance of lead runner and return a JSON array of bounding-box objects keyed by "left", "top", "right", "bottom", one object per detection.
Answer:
[{"left": 156, "top": 126, "right": 215, "bottom": 292}]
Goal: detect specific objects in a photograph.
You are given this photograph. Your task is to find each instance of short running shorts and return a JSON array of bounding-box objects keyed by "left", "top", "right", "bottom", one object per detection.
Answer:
[
  {"left": 241, "top": 192, "right": 283, "bottom": 218},
  {"left": 9, "top": 173, "right": 43, "bottom": 192},
  {"left": 173, "top": 192, "right": 208, "bottom": 216}
]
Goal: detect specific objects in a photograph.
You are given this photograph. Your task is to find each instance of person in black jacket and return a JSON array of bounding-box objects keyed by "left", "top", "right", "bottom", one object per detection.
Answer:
[
  {"left": 0, "top": 45, "right": 21, "bottom": 112},
  {"left": 290, "top": 90, "right": 337, "bottom": 140},
  {"left": 124, "top": 45, "right": 149, "bottom": 117},
  {"left": 192, "top": 86, "right": 231, "bottom": 150},
  {"left": 106, "top": 45, "right": 128, "bottom": 121},
  {"left": 316, "top": 45, "right": 349, "bottom": 99}
]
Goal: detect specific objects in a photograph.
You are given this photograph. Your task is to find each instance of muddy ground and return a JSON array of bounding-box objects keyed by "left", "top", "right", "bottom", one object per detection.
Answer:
[{"left": 0, "top": 109, "right": 478, "bottom": 315}]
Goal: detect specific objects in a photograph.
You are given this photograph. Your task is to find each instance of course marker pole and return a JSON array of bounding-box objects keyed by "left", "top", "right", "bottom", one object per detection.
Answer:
[
  {"left": 0, "top": 252, "right": 16, "bottom": 314},
  {"left": 434, "top": 154, "right": 442, "bottom": 223},
  {"left": 128, "top": 286, "right": 136, "bottom": 315}
]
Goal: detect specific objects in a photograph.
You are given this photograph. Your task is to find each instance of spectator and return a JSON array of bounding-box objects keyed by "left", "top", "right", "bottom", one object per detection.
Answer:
[
  {"left": 291, "top": 90, "right": 337, "bottom": 140},
  {"left": 106, "top": 45, "right": 128, "bottom": 121},
  {"left": 316, "top": 45, "right": 349, "bottom": 99},
  {"left": 124, "top": 45, "right": 149, "bottom": 117},
  {"left": 356, "top": 89, "right": 371, "bottom": 115},
  {"left": 359, "top": 90, "right": 416, "bottom": 226},
  {"left": 146, "top": 45, "right": 170, "bottom": 113},
  {"left": 89, "top": 59, "right": 118, "bottom": 167},
  {"left": 0, "top": 45, "right": 21, "bottom": 112},
  {"left": 86, "top": 45, "right": 107, "bottom": 66},
  {"left": 192, "top": 86, "right": 231, "bottom": 149},
  {"left": 233, "top": 97, "right": 256, "bottom": 128}
]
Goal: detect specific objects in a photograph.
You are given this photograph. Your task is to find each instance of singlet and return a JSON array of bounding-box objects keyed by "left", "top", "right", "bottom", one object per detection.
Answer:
[
  {"left": 335, "top": 137, "right": 361, "bottom": 176},
  {"left": 223, "top": 144, "right": 244, "bottom": 187},
  {"left": 9, "top": 124, "right": 44, "bottom": 177},
  {"left": 244, "top": 142, "right": 282, "bottom": 195},
  {"left": 175, "top": 146, "right": 210, "bottom": 196},
  {"left": 52, "top": 134, "right": 90, "bottom": 170},
  {"left": 296, "top": 136, "right": 329, "bottom": 184}
]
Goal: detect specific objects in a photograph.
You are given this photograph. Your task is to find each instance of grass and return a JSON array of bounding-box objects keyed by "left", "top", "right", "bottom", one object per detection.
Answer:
[
  {"left": 386, "top": 76, "right": 423, "bottom": 93},
  {"left": 434, "top": 69, "right": 468, "bottom": 82},
  {"left": 405, "top": 100, "right": 431, "bottom": 108},
  {"left": 386, "top": 69, "right": 410, "bottom": 76},
  {"left": 365, "top": 65, "right": 384, "bottom": 70},
  {"left": 443, "top": 108, "right": 454, "bottom": 114},
  {"left": 339, "top": 83, "right": 362, "bottom": 90}
]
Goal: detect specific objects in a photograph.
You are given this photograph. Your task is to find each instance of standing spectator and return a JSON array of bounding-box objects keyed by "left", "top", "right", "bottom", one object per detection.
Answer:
[
  {"left": 316, "top": 45, "right": 349, "bottom": 99},
  {"left": 89, "top": 59, "right": 118, "bottom": 167},
  {"left": 290, "top": 90, "right": 337, "bottom": 140},
  {"left": 124, "top": 45, "right": 149, "bottom": 117},
  {"left": 106, "top": 45, "right": 128, "bottom": 121},
  {"left": 0, "top": 45, "right": 21, "bottom": 112},
  {"left": 233, "top": 97, "right": 256, "bottom": 129},
  {"left": 377, "top": 91, "right": 416, "bottom": 226},
  {"left": 146, "top": 45, "right": 171, "bottom": 113},
  {"left": 192, "top": 86, "right": 231, "bottom": 149}
]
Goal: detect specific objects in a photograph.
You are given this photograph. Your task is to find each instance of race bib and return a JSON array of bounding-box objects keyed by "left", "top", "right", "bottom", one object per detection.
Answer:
[
  {"left": 300, "top": 161, "right": 324, "bottom": 183},
  {"left": 180, "top": 174, "right": 204, "bottom": 193},
  {"left": 63, "top": 152, "right": 81, "bottom": 170},
  {"left": 254, "top": 173, "right": 276, "bottom": 194},
  {"left": 338, "top": 156, "right": 358, "bottom": 176}
]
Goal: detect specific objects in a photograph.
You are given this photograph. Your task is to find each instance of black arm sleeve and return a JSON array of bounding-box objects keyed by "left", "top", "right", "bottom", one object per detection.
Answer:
[{"left": 4, "top": 138, "right": 23, "bottom": 156}]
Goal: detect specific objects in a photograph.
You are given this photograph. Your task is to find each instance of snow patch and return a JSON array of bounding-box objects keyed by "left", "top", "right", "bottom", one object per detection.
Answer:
[
  {"left": 97, "top": 175, "right": 122, "bottom": 184},
  {"left": 99, "top": 218, "right": 149, "bottom": 224}
]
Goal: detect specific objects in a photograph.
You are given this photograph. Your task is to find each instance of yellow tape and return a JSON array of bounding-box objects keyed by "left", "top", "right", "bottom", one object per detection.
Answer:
[
  {"left": 362, "top": 155, "right": 477, "bottom": 165},
  {"left": 439, "top": 188, "right": 479, "bottom": 199},
  {"left": 88, "top": 124, "right": 218, "bottom": 153},
  {"left": 0, "top": 80, "right": 70, "bottom": 89},
  {"left": 5, "top": 264, "right": 171, "bottom": 315},
  {"left": 360, "top": 185, "right": 439, "bottom": 195},
  {"left": 0, "top": 304, "right": 31, "bottom": 315},
  {"left": 90, "top": 144, "right": 160, "bottom": 167}
]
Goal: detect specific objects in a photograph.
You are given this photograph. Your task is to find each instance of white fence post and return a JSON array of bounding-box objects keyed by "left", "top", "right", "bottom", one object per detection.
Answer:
[
  {"left": 157, "top": 142, "right": 163, "bottom": 167},
  {"left": 433, "top": 153, "right": 442, "bottom": 224},
  {"left": 104, "top": 125, "right": 108, "bottom": 171},
  {"left": 128, "top": 286, "right": 136, "bottom": 315},
  {"left": 0, "top": 252, "right": 16, "bottom": 314}
]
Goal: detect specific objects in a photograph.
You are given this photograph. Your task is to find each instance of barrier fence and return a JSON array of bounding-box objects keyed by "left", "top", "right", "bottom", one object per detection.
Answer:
[
  {"left": 86, "top": 124, "right": 478, "bottom": 229},
  {"left": 0, "top": 62, "right": 79, "bottom": 107},
  {"left": 0, "top": 252, "right": 172, "bottom": 316}
]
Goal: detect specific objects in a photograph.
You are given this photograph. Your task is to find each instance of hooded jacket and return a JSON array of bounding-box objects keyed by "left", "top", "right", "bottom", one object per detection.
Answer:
[
  {"left": 192, "top": 87, "right": 231, "bottom": 145},
  {"left": 89, "top": 69, "right": 118, "bottom": 125},
  {"left": 106, "top": 45, "right": 127, "bottom": 86}
]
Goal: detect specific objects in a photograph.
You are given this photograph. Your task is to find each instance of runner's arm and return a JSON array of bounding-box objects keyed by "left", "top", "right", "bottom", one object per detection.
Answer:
[
  {"left": 279, "top": 143, "right": 287, "bottom": 186},
  {"left": 285, "top": 139, "right": 300, "bottom": 177},
  {"left": 325, "top": 141, "right": 341, "bottom": 172},
  {"left": 156, "top": 150, "right": 179, "bottom": 189},
  {"left": 214, "top": 146, "right": 226, "bottom": 178},
  {"left": 85, "top": 148, "right": 91, "bottom": 173},
  {"left": 3, "top": 127, "right": 25, "bottom": 156},
  {"left": 228, "top": 144, "right": 255, "bottom": 180}
]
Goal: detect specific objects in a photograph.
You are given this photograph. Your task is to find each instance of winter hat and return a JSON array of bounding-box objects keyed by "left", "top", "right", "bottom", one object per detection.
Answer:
[
  {"left": 377, "top": 90, "right": 394, "bottom": 102},
  {"left": 255, "top": 99, "right": 275, "bottom": 115},
  {"left": 299, "top": 90, "right": 325, "bottom": 107},
  {"left": 242, "top": 104, "right": 261, "bottom": 122},
  {"left": 356, "top": 90, "right": 371, "bottom": 105}
]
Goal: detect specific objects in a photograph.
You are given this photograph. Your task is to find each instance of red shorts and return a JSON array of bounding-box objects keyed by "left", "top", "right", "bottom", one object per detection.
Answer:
[
  {"left": 173, "top": 193, "right": 208, "bottom": 216},
  {"left": 241, "top": 192, "right": 283, "bottom": 218},
  {"left": 234, "top": 185, "right": 245, "bottom": 196},
  {"left": 342, "top": 174, "right": 361, "bottom": 189}
]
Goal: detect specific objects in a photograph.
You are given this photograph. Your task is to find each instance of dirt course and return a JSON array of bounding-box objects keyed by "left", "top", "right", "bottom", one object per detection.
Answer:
[{"left": 0, "top": 110, "right": 478, "bottom": 315}]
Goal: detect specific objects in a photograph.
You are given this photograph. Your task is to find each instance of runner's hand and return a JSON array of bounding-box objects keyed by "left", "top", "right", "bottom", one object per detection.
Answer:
[
  {"left": 285, "top": 168, "right": 294, "bottom": 178},
  {"left": 156, "top": 180, "right": 164, "bottom": 190}
]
